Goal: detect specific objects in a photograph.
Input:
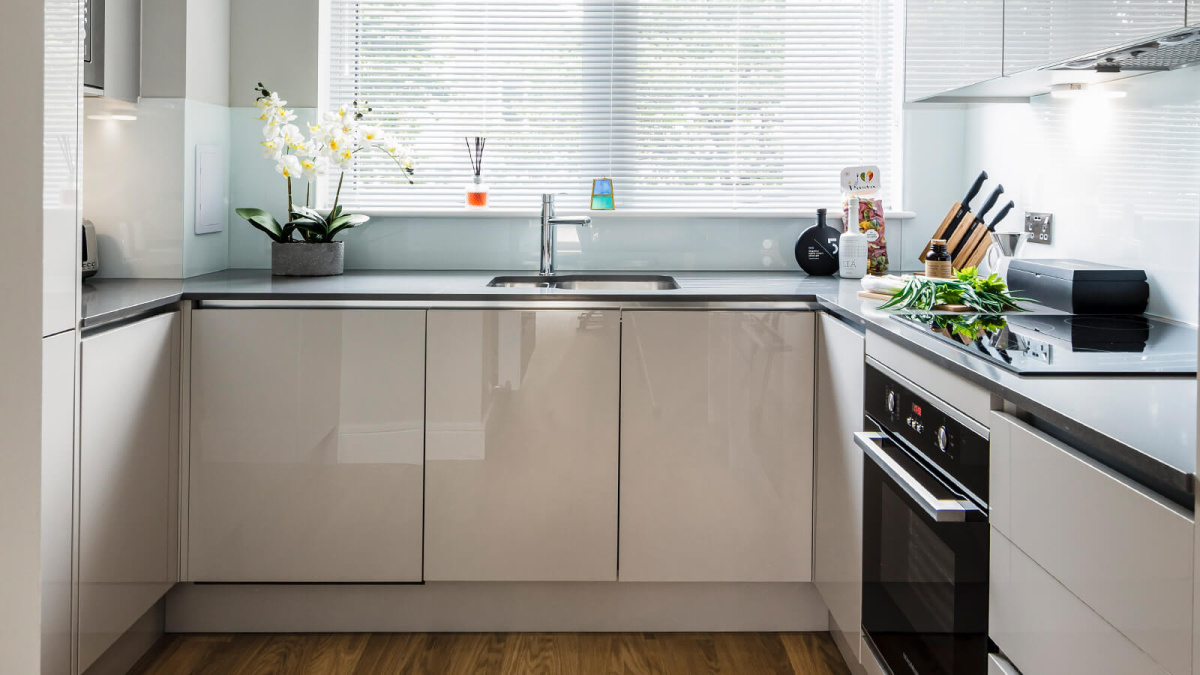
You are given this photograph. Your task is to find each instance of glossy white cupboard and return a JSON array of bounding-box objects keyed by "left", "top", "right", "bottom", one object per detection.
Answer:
[
  {"left": 813, "top": 313, "right": 865, "bottom": 661},
  {"left": 990, "top": 412, "right": 1193, "bottom": 675},
  {"left": 43, "top": 0, "right": 81, "bottom": 337},
  {"left": 79, "top": 312, "right": 179, "bottom": 671},
  {"left": 990, "top": 529, "right": 1170, "bottom": 675},
  {"left": 905, "top": 0, "right": 1003, "bottom": 101},
  {"left": 424, "top": 310, "right": 620, "bottom": 581},
  {"left": 41, "top": 331, "right": 76, "bottom": 675},
  {"left": 188, "top": 309, "right": 426, "bottom": 582},
  {"left": 618, "top": 311, "right": 814, "bottom": 582}
]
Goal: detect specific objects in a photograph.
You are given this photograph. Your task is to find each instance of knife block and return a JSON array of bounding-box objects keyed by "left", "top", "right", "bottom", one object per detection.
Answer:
[{"left": 920, "top": 203, "right": 980, "bottom": 270}]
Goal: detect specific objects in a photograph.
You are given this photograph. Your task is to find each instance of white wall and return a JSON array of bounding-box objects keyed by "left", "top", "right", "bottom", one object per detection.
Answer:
[
  {"left": 961, "top": 67, "right": 1200, "bottom": 324},
  {"left": 0, "top": 0, "right": 45, "bottom": 670}
]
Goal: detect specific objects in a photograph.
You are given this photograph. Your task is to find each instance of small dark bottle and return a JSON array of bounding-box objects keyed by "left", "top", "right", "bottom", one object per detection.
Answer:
[{"left": 925, "top": 239, "right": 952, "bottom": 279}]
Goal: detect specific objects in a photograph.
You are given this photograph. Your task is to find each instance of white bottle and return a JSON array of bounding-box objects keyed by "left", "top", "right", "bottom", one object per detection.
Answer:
[{"left": 839, "top": 197, "right": 869, "bottom": 279}]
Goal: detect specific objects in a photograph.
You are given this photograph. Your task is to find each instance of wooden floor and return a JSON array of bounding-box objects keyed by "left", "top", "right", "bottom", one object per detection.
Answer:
[{"left": 129, "top": 632, "right": 851, "bottom": 675}]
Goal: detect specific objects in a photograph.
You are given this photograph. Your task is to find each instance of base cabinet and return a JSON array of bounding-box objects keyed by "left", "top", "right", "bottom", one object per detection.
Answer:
[
  {"left": 813, "top": 313, "right": 865, "bottom": 661},
  {"left": 79, "top": 312, "right": 179, "bottom": 671},
  {"left": 424, "top": 310, "right": 620, "bottom": 581},
  {"left": 188, "top": 309, "right": 426, "bottom": 582},
  {"left": 41, "top": 332, "right": 75, "bottom": 675},
  {"left": 618, "top": 311, "right": 815, "bottom": 582}
]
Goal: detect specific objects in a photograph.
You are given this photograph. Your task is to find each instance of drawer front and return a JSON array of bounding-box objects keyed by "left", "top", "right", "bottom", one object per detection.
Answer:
[
  {"left": 991, "top": 412, "right": 1193, "bottom": 675},
  {"left": 990, "top": 528, "right": 1169, "bottom": 675}
]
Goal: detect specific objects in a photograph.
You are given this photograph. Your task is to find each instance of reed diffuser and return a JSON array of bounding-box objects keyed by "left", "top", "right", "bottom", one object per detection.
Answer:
[{"left": 465, "top": 137, "right": 488, "bottom": 207}]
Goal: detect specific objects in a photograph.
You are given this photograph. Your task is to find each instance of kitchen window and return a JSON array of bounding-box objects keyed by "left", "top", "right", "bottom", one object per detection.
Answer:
[{"left": 326, "top": 0, "right": 902, "bottom": 211}]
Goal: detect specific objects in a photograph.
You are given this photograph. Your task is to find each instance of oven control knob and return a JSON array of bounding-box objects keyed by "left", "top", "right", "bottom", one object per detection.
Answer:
[
  {"left": 887, "top": 391, "right": 897, "bottom": 413},
  {"left": 937, "top": 426, "right": 948, "bottom": 451},
  {"left": 915, "top": 422, "right": 924, "bottom": 433}
]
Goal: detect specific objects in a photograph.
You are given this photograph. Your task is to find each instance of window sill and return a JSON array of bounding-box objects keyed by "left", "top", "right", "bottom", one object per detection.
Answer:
[{"left": 351, "top": 208, "right": 917, "bottom": 220}]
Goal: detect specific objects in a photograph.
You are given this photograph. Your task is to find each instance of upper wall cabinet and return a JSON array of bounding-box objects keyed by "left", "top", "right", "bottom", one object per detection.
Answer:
[
  {"left": 189, "top": 309, "right": 426, "bottom": 583},
  {"left": 84, "top": 0, "right": 140, "bottom": 101},
  {"left": 44, "top": 0, "right": 80, "bottom": 336},
  {"left": 905, "top": 0, "right": 1004, "bottom": 102},
  {"left": 1004, "top": 0, "right": 1184, "bottom": 75}
]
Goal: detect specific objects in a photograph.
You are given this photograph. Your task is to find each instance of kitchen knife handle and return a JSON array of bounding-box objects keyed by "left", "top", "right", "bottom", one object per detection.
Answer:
[
  {"left": 989, "top": 200, "right": 1016, "bottom": 229},
  {"left": 976, "top": 185, "right": 1005, "bottom": 220},
  {"left": 963, "top": 171, "right": 988, "bottom": 208}
]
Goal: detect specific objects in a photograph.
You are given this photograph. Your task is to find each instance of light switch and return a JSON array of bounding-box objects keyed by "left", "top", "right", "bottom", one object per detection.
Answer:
[{"left": 195, "top": 144, "right": 225, "bottom": 235}]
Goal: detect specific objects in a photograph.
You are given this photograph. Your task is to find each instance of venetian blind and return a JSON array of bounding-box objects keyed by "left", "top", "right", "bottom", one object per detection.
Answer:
[{"left": 327, "top": 0, "right": 901, "bottom": 210}]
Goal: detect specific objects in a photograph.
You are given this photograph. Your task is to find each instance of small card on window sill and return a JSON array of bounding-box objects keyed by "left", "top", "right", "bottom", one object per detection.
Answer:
[{"left": 591, "top": 178, "right": 615, "bottom": 210}]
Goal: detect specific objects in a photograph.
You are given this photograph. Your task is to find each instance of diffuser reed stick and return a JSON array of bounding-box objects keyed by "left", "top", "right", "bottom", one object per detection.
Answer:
[{"left": 465, "top": 136, "right": 489, "bottom": 207}]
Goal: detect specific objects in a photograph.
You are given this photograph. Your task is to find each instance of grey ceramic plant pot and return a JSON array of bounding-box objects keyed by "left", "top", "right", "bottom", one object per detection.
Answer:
[{"left": 271, "top": 241, "right": 345, "bottom": 276}]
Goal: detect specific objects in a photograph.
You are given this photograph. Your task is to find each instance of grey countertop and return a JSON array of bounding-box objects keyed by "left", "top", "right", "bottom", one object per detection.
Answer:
[{"left": 83, "top": 269, "right": 1197, "bottom": 507}]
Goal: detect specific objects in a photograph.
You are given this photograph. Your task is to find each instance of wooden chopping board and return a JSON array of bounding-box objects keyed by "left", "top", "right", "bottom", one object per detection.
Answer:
[{"left": 857, "top": 290, "right": 975, "bottom": 312}]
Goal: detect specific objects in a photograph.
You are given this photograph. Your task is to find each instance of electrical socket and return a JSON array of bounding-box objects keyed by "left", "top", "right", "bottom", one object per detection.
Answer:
[{"left": 1025, "top": 212, "right": 1053, "bottom": 245}]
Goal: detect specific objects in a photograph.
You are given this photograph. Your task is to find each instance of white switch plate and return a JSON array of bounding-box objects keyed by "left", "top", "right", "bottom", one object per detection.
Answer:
[{"left": 195, "top": 144, "right": 225, "bottom": 235}]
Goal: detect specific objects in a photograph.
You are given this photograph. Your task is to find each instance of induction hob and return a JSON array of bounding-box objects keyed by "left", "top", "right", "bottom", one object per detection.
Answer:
[{"left": 893, "top": 313, "right": 1198, "bottom": 376}]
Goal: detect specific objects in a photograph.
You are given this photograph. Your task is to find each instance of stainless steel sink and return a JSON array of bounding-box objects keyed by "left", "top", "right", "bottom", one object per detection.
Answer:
[{"left": 487, "top": 274, "right": 679, "bottom": 291}]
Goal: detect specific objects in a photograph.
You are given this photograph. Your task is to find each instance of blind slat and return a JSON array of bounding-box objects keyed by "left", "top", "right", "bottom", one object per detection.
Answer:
[{"left": 326, "top": 0, "right": 901, "bottom": 210}]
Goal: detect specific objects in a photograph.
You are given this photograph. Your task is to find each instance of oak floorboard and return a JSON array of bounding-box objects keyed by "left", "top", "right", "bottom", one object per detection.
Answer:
[{"left": 131, "top": 632, "right": 849, "bottom": 675}]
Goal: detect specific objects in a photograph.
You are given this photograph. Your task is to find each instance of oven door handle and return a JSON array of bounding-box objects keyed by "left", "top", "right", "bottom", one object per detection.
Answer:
[{"left": 855, "top": 432, "right": 978, "bottom": 523}]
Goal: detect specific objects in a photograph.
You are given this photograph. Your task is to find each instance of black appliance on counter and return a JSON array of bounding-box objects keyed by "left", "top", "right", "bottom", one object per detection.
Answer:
[
  {"left": 1007, "top": 259, "right": 1148, "bottom": 314},
  {"left": 892, "top": 312, "right": 1197, "bottom": 376},
  {"left": 858, "top": 361, "right": 990, "bottom": 675}
]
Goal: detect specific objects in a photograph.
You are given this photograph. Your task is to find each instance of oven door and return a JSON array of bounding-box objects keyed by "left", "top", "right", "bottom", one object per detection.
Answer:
[{"left": 857, "top": 431, "right": 989, "bottom": 675}]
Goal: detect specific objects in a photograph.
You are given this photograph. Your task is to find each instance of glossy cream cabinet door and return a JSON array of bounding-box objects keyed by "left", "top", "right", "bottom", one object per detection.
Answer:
[
  {"left": 990, "top": 411, "right": 1193, "bottom": 675},
  {"left": 189, "top": 310, "right": 425, "bottom": 582},
  {"left": 990, "top": 528, "right": 1169, "bottom": 675},
  {"left": 424, "top": 310, "right": 620, "bottom": 581},
  {"left": 79, "top": 312, "right": 179, "bottom": 672},
  {"left": 41, "top": 331, "right": 75, "bottom": 675},
  {"left": 813, "top": 313, "right": 865, "bottom": 660},
  {"left": 619, "top": 311, "right": 815, "bottom": 582},
  {"left": 1004, "top": 0, "right": 1183, "bottom": 75}
]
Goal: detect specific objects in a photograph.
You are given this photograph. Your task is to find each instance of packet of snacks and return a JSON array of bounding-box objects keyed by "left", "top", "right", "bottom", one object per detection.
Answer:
[{"left": 841, "top": 165, "right": 888, "bottom": 274}]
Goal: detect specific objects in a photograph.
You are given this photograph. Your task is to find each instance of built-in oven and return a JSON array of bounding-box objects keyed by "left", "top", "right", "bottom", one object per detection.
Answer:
[{"left": 857, "top": 360, "right": 990, "bottom": 675}]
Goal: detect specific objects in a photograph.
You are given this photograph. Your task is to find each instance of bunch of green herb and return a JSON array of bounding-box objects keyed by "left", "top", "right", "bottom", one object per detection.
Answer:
[
  {"left": 879, "top": 267, "right": 1033, "bottom": 313},
  {"left": 915, "top": 313, "right": 1010, "bottom": 342}
]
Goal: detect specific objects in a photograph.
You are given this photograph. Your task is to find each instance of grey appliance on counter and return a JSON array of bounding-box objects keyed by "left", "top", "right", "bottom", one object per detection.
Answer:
[
  {"left": 82, "top": 220, "right": 99, "bottom": 278},
  {"left": 1006, "top": 259, "right": 1149, "bottom": 314},
  {"left": 857, "top": 361, "right": 990, "bottom": 675}
]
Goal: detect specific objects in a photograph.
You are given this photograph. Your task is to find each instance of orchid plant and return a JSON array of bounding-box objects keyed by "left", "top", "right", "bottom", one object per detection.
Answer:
[{"left": 237, "top": 83, "right": 414, "bottom": 244}]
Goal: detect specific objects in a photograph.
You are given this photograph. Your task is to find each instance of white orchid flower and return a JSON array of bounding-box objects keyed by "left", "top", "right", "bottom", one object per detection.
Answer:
[
  {"left": 275, "top": 154, "right": 303, "bottom": 180},
  {"left": 260, "top": 139, "right": 283, "bottom": 159},
  {"left": 262, "top": 120, "right": 282, "bottom": 140},
  {"left": 359, "top": 126, "right": 382, "bottom": 143},
  {"left": 279, "top": 124, "right": 308, "bottom": 151},
  {"left": 334, "top": 147, "right": 355, "bottom": 171},
  {"left": 274, "top": 108, "right": 297, "bottom": 125},
  {"left": 299, "top": 156, "right": 329, "bottom": 181},
  {"left": 324, "top": 132, "right": 352, "bottom": 155},
  {"left": 256, "top": 92, "right": 285, "bottom": 110}
]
